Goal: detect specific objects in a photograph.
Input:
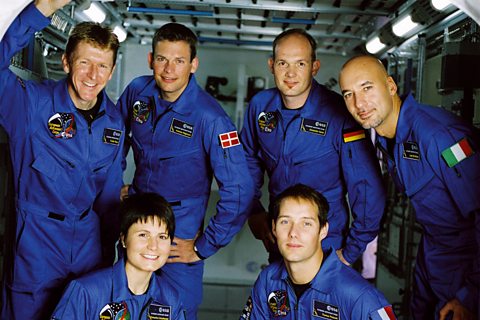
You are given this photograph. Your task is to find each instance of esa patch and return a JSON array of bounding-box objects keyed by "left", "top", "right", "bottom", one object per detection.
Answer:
[
  {"left": 301, "top": 118, "right": 328, "bottom": 136},
  {"left": 268, "top": 290, "right": 290, "bottom": 317},
  {"left": 48, "top": 112, "right": 76, "bottom": 139},
  {"left": 99, "top": 301, "right": 130, "bottom": 320},
  {"left": 132, "top": 100, "right": 151, "bottom": 124},
  {"left": 402, "top": 141, "right": 420, "bottom": 160},
  {"left": 169, "top": 118, "right": 194, "bottom": 138},
  {"left": 240, "top": 296, "right": 253, "bottom": 319},
  {"left": 258, "top": 111, "right": 278, "bottom": 133},
  {"left": 148, "top": 302, "right": 171, "bottom": 320},
  {"left": 313, "top": 300, "right": 339, "bottom": 319},
  {"left": 103, "top": 128, "right": 122, "bottom": 145}
]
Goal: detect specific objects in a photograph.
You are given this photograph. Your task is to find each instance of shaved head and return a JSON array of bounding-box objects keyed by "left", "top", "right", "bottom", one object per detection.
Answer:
[{"left": 338, "top": 54, "right": 401, "bottom": 138}]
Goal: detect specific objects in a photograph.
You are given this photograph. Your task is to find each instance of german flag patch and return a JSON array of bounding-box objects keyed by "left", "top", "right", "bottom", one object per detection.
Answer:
[{"left": 343, "top": 128, "right": 366, "bottom": 143}]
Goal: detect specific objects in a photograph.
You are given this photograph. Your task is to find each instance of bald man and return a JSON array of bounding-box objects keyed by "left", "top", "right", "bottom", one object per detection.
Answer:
[{"left": 339, "top": 55, "right": 479, "bottom": 320}]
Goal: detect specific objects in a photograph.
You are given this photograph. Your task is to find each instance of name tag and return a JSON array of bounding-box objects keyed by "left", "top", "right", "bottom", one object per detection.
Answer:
[
  {"left": 301, "top": 118, "right": 328, "bottom": 136},
  {"left": 170, "top": 118, "right": 194, "bottom": 138},
  {"left": 403, "top": 141, "right": 420, "bottom": 160},
  {"left": 313, "top": 300, "right": 339, "bottom": 319},
  {"left": 103, "top": 128, "right": 122, "bottom": 145}
]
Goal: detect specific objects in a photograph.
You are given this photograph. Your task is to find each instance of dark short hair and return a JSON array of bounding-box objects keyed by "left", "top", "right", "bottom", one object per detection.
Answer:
[
  {"left": 65, "top": 22, "right": 120, "bottom": 66},
  {"left": 271, "top": 184, "right": 328, "bottom": 228},
  {"left": 120, "top": 193, "right": 175, "bottom": 241},
  {"left": 152, "top": 23, "right": 197, "bottom": 61},
  {"left": 272, "top": 28, "right": 317, "bottom": 62}
]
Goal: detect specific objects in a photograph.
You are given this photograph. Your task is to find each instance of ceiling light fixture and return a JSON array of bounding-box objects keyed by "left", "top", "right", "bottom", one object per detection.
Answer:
[
  {"left": 392, "top": 14, "right": 419, "bottom": 37},
  {"left": 113, "top": 25, "right": 127, "bottom": 42},
  {"left": 365, "top": 36, "right": 386, "bottom": 54},
  {"left": 81, "top": 2, "right": 106, "bottom": 23},
  {"left": 431, "top": 0, "right": 452, "bottom": 11},
  {"left": 127, "top": 6, "right": 213, "bottom": 17}
]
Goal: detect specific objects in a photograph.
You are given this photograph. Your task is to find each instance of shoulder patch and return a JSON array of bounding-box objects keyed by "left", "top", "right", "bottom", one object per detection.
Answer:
[
  {"left": 376, "top": 305, "right": 396, "bottom": 319},
  {"left": 441, "top": 137, "right": 474, "bottom": 167},
  {"left": 240, "top": 296, "right": 253, "bottom": 319},
  {"left": 219, "top": 130, "right": 240, "bottom": 148},
  {"left": 343, "top": 128, "right": 366, "bottom": 143}
]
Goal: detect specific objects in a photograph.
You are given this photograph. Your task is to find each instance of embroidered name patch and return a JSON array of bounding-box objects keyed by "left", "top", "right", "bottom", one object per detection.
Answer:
[
  {"left": 402, "top": 141, "right": 420, "bottom": 160},
  {"left": 301, "top": 118, "right": 328, "bottom": 136},
  {"left": 219, "top": 131, "right": 240, "bottom": 149},
  {"left": 313, "top": 300, "right": 339, "bottom": 319},
  {"left": 343, "top": 128, "right": 366, "bottom": 143},
  {"left": 103, "top": 128, "right": 122, "bottom": 145},
  {"left": 132, "top": 100, "right": 151, "bottom": 124},
  {"left": 169, "top": 118, "right": 194, "bottom": 138},
  {"left": 148, "top": 302, "right": 171, "bottom": 320},
  {"left": 48, "top": 113, "right": 76, "bottom": 139},
  {"left": 268, "top": 290, "right": 290, "bottom": 317}
]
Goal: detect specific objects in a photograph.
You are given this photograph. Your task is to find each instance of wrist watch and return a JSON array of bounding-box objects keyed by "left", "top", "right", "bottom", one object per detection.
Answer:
[{"left": 193, "top": 245, "right": 206, "bottom": 260}]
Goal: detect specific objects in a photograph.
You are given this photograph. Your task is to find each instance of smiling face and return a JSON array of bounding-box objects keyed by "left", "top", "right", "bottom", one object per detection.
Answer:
[
  {"left": 149, "top": 40, "right": 198, "bottom": 102},
  {"left": 62, "top": 41, "right": 115, "bottom": 110},
  {"left": 339, "top": 56, "right": 399, "bottom": 137},
  {"left": 269, "top": 33, "right": 320, "bottom": 109},
  {"left": 273, "top": 197, "right": 328, "bottom": 266},
  {"left": 122, "top": 216, "right": 171, "bottom": 277}
]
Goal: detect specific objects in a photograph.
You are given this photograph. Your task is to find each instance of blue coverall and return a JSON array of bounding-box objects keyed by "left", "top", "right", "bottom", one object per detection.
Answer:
[
  {"left": 117, "top": 75, "right": 254, "bottom": 318},
  {"left": 241, "top": 80, "right": 386, "bottom": 263},
  {"left": 376, "top": 94, "right": 479, "bottom": 319},
  {"left": 241, "top": 249, "right": 397, "bottom": 319},
  {"left": 51, "top": 258, "right": 186, "bottom": 319},
  {"left": 0, "top": 4, "right": 124, "bottom": 319}
]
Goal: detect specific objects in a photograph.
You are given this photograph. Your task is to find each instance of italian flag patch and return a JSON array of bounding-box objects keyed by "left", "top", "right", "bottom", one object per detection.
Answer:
[{"left": 441, "top": 138, "right": 474, "bottom": 167}]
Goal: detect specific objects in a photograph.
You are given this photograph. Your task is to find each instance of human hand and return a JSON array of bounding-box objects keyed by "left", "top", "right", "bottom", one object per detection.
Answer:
[
  {"left": 336, "top": 249, "right": 351, "bottom": 266},
  {"left": 248, "top": 211, "right": 276, "bottom": 253},
  {"left": 167, "top": 237, "right": 201, "bottom": 264},
  {"left": 34, "top": 0, "right": 71, "bottom": 17},
  {"left": 439, "top": 298, "right": 475, "bottom": 320},
  {"left": 120, "top": 184, "right": 130, "bottom": 201}
]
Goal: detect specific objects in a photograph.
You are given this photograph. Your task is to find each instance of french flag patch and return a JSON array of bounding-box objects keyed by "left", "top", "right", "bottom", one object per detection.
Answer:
[
  {"left": 377, "top": 306, "right": 396, "bottom": 319},
  {"left": 219, "top": 130, "right": 240, "bottom": 149}
]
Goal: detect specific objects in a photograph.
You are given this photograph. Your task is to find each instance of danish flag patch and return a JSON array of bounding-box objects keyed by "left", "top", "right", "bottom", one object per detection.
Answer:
[{"left": 219, "top": 131, "right": 241, "bottom": 149}]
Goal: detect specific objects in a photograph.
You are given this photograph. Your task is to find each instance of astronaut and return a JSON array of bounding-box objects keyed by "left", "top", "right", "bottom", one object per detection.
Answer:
[
  {"left": 339, "top": 55, "right": 479, "bottom": 320},
  {"left": 52, "top": 193, "right": 186, "bottom": 320},
  {"left": 117, "top": 23, "right": 253, "bottom": 318},
  {"left": 241, "top": 28, "right": 386, "bottom": 265},
  {"left": 0, "top": 1, "right": 124, "bottom": 319},
  {"left": 241, "top": 184, "right": 396, "bottom": 320}
]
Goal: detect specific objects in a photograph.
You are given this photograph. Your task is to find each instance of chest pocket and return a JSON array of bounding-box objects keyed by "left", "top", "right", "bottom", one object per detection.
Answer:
[
  {"left": 30, "top": 145, "right": 80, "bottom": 202},
  {"left": 154, "top": 147, "right": 209, "bottom": 198},
  {"left": 292, "top": 146, "right": 339, "bottom": 187}
]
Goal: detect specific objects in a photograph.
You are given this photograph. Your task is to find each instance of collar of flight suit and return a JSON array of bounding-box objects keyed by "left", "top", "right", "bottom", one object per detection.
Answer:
[
  {"left": 262, "top": 79, "right": 329, "bottom": 119},
  {"left": 111, "top": 258, "right": 158, "bottom": 303},
  {"left": 137, "top": 74, "right": 200, "bottom": 117},
  {"left": 393, "top": 92, "right": 417, "bottom": 144},
  {"left": 52, "top": 79, "right": 116, "bottom": 118},
  {"left": 272, "top": 248, "right": 340, "bottom": 295}
]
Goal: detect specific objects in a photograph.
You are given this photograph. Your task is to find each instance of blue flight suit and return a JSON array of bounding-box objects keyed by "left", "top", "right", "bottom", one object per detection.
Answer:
[
  {"left": 241, "top": 249, "right": 397, "bottom": 319},
  {"left": 376, "top": 94, "right": 479, "bottom": 319},
  {"left": 117, "top": 75, "right": 254, "bottom": 318},
  {"left": 0, "top": 4, "right": 124, "bottom": 319},
  {"left": 241, "top": 80, "right": 386, "bottom": 263},
  {"left": 51, "top": 258, "right": 186, "bottom": 319}
]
